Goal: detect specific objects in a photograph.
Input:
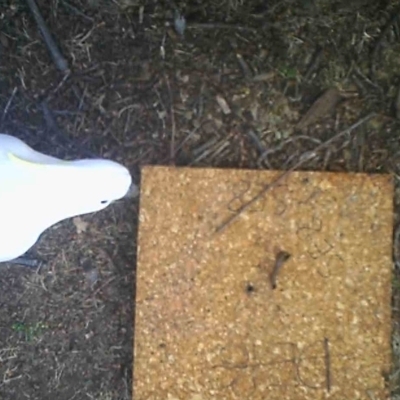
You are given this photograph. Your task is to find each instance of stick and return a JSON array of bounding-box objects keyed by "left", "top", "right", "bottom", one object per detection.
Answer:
[
  {"left": 25, "top": 0, "right": 69, "bottom": 73},
  {"left": 324, "top": 337, "right": 331, "bottom": 392},
  {"left": 270, "top": 251, "right": 291, "bottom": 289},
  {"left": 165, "top": 75, "right": 176, "bottom": 163},
  {"left": 214, "top": 113, "right": 375, "bottom": 234},
  {"left": 0, "top": 87, "right": 17, "bottom": 126},
  {"left": 186, "top": 22, "right": 256, "bottom": 32}
]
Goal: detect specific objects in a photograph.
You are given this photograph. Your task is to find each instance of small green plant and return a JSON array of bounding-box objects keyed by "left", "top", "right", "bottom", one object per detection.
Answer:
[
  {"left": 279, "top": 66, "right": 298, "bottom": 79},
  {"left": 12, "top": 321, "right": 47, "bottom": 341}
]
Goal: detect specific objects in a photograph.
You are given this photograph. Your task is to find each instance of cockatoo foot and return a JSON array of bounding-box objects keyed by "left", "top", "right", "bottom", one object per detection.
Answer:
[{"left": 4, "top": 257, "right": 42, "bottom": 269}]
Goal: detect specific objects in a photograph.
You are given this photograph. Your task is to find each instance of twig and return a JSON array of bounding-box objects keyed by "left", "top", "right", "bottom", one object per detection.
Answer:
[
  {"left": 73, "top": 86, "right": 87, "bottom": 135},
  {"left": 214, "top": 163, "right": 303, "bottom": 234},
  {"left": 173, "top": 122, "right": 205, "bottom": 158},
  {"left": 257, "top": 135, "right": 322, "bottom": 168},
  {"left": 186, "top": 22, "right": 256, "bottom": 32},
  {"left": 191, "top": 137, "right": 231, "bottom": 165},
  {"left": 26, "top": 0, "right": 82, "bottom": 102},
  {"left": 61, "top": 0, "right": 94, "bottom": 22},
  {"left": 44, "top": 71, "right": 71, "bottom": 103},
  {"left": 324, "top": 337, "right": 331, "bottom": 392},
  {"left": 303, "top": 45, "right": 323, "bottom": 82},
  {"left": 25, "top": 0, "right": 69, "bottom": 73},
  {"left": 191, "top": 137, "right": 219, "bottom": 161},
  {"left": 85, "top": 276, "right": 117, "bottom": 300},
  {"left": 1, "top": 87, "right": 17, "bottom": 126},
  {"left": 246, "top": 129, "right": 267, "bottom": 155},
  {"left": 207, "top": 139, "right": 230, "bottom": 162},
  {"left": 270, "top": 251, "right": 291, "bottom": 289},
  {"left": 236, "top": 53, "right": 252, "bottom": 79},
  {"left": 41, "top": 101, "right": 61, "bottom": 133},
  {"left": 165, "top": 75, "right": 176, "bottom": 163},
  {"left": 215, "top": 113, "right": 375, "bottom": 234},
  {"left": 353, "top": 64, "right": 382, "bottom": 92}
]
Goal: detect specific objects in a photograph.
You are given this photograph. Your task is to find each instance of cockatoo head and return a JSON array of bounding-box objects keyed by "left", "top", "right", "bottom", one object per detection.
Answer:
[
  {"left": 0, "top": 133, "right": 137, "bottom": 262},
  {"left": 41, "top": 159, "right": 135, "bottom": 220},
  {"left": 2, "top": 151, "right": 135, "bottom": 227},
  {"left": 64, "top": 159, "right": 134, "bottom": 215}
]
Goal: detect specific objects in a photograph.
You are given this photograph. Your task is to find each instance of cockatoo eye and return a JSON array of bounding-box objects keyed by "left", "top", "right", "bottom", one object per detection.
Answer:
[{"left": 101, "top": 200, "right": 109, "bottom": 205}]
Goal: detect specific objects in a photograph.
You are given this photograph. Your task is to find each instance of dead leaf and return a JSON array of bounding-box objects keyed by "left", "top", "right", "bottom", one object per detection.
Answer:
[
  {"left": 296, "top": 88, "right": 342, "bottom": 131},
  {"left": 73, "top": 217, "right": 89, "bottom": 234}
]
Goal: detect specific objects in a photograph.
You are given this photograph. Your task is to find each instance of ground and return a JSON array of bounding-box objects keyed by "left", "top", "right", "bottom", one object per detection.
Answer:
[{"left": 0, "top": 0, "right": 400, "bottom": 399}]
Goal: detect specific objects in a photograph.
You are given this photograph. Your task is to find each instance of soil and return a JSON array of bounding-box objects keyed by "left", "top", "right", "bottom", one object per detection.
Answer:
[{"left": 0, "top": 0, "right": 400, "bottom": 399}]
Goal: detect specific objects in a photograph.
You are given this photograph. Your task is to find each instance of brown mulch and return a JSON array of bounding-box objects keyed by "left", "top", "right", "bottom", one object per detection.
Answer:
[{"left": 1, "top": 0, "right": 400, "bottom": 399}]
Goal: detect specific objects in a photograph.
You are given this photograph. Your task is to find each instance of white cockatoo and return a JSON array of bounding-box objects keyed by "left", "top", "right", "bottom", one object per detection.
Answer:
[{"left": 0, "top": 133, "right": 135, "bottom": 266}]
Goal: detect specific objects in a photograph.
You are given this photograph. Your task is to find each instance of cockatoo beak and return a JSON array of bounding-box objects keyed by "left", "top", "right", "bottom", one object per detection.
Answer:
[
  {"left": 124, "top": 182, "right": 140, "bottom": 199},
  {"left": 108, "top": 182, "right": 139, "bottom": 206}
]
